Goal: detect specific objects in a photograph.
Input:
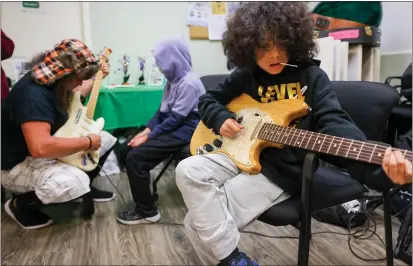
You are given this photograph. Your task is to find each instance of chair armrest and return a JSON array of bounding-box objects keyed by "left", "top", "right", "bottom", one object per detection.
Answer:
[
  {"left": 385, "top": 76, "right": 401, "bottom": 85},
  {"left": 301, "top": 152, "right": 319, "bottom": 212}
]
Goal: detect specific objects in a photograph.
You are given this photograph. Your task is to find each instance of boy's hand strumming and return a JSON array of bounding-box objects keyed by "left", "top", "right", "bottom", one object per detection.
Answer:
[{"left": 220, "top": 118, "right": 244, "bottom": 138}]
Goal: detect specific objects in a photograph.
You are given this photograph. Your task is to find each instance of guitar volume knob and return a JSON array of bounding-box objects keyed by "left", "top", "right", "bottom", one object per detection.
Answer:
[
  {"left": 213, "top": 139, "right": 222, "bottom": 148},
  {"left": 203, "top": 144, "right": 214, "bottom": 152}
]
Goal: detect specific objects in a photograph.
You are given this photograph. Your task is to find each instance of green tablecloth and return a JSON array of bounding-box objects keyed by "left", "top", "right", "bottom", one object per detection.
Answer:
[{"left": 93, "top": 85, "right": 164, "bottom": 131}]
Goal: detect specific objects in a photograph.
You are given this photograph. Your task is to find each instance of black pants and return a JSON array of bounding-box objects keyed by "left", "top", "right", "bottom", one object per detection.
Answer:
[{"left": 123, "top": 133, "right": 188, "bottom": 210}]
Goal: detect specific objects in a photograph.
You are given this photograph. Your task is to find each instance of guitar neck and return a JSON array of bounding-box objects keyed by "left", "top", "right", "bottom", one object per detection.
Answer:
[
  {"left": 86, "top": 71, "right": 104, "bottom": 119},
  {"left": 85, "top": 47, "right": 112, "bottom": 120},
  {"left": 257, "top": 122, "right": 412, "bottom": 165}
]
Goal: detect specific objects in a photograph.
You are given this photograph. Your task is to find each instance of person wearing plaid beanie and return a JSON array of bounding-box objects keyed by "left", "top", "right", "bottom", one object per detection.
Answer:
[{"left": 1, "top": 39, "right": 117, "bottom": 230}]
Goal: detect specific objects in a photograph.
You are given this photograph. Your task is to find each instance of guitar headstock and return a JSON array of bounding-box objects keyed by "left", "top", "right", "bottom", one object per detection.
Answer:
[{"left": 98, "top": 47, "right": 112, "bottom": 64}]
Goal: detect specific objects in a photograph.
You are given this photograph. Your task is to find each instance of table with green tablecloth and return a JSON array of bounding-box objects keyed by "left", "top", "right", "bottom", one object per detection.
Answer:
[{"left": 93, "top": 85, "right": 164, "bottom": 131}]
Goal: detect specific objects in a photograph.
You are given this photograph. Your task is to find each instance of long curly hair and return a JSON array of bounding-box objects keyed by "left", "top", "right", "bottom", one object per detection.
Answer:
[{"left": 222, "top": 2, "right": 318, "bottom": 69}]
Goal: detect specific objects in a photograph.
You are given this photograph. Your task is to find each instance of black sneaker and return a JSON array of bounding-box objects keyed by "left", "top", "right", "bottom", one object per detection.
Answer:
[
  {"left": 74, "top": 186, "right": 115, "bottom": 203},
  {"left": 90, "top": 186, "right": 115, "bottom": 202},
  {"left": 117, "top": 207, "right": 161, "bottom": 225},
  {"left": 4, "top": 199, "right": 53, "bottom": 230}
]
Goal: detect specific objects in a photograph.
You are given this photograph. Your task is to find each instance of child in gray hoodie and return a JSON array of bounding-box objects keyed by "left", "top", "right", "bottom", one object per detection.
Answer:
[{"left": 117, "top": 36, "right": 205, "bottom": 225}]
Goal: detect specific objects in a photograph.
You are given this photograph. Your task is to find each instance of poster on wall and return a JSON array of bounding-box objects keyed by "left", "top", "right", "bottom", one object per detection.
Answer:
[
  {"left": 207, "top": 2, "right": 240, "bottom": 41},
  {"left": 208, "top": 2, "right": 227, "bottom": 40},
  {"left": 187, "top": 2, "right": 209, "bottom": 27}
]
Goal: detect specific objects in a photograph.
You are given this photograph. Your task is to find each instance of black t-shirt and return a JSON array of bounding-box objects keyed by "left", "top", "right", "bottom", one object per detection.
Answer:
[{"left": 1, "top": 72, "right": 68, "bottom": 170}]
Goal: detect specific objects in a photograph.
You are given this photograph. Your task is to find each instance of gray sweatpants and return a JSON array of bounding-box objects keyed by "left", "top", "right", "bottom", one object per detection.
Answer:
[{"left": 176, "top": 153, "right": 290, "bottom": 265}]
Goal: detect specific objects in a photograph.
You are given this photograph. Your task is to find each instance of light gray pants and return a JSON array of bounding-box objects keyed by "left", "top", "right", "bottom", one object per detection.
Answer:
[{"left": 176, "top": 153, "right": 290, "bottom": 265}]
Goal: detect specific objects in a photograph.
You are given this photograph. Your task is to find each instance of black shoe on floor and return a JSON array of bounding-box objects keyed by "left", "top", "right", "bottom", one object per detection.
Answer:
[
  {"left": 117, "top": 207, "right": 161, "bottom": 225},
  {"left": 74, "top": 186, "right": 115, "bottom": 203},
  {"left": 4, "top": 198, "right": 53, "bottom": 230},
  {"left": 90, "top": 186, "right": 115, "bottom": 202}
]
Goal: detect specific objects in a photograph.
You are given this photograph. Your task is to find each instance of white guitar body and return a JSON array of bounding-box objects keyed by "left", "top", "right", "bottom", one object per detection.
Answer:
[{"left": 54, "top": 91, "right": 105, "bottom": 171}]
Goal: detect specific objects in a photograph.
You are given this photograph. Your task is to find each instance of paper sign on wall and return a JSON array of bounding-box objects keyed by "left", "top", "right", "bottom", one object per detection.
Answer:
[
  {"left": 211, "top": 2, "right": 226, "bottom": 15},
  {"left": 22, "top": 1, "right": 46, "bottom": 14},
  {"left": 23, "top": 1, "right": 40, "bottom": 8},
  {"left": 187, "top": 2, "right": 209, "bottom": 27}
]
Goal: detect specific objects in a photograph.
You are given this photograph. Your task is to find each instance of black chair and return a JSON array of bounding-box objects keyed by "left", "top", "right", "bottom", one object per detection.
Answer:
[
  {"left": 385, "top": 63, "right": 412, "bottom": 146},
  {"left": 257, "top": 81, "right": 400, "bottom": 266},
  {"left": 200, "top": 74, "right": 227, "bottom": 91},
  {"left": 152, "top": 74, "right": 229, "bottom": 198}
]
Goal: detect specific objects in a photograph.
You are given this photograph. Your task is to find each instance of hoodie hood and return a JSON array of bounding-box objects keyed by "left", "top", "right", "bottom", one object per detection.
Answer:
[{"left": 152, "top": 36, "right": 192, "bottom": 83}]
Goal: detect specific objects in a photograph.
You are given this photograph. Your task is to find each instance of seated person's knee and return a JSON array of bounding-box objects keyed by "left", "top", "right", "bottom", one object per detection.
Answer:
[
  {"left": 125, "top": 148, "right": 141, "bottom": 169},
  {"left": 37, "top": 170, "right": 90, "bottom": 205},
  {"left": 176, "top": 156, "right": 205, "bottom": 188}
]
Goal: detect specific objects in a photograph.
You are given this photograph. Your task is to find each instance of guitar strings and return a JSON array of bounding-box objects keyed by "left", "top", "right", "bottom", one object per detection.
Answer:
[
  {"left": 258, "top": 124, "right": 412, "bottom": 164},
  {"left": 262, "top": 123, "right": 409, "bottom": 156}
]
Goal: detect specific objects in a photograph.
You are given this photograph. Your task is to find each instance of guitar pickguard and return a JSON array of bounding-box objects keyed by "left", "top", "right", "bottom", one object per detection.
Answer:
[
  {"left": 222, "top": 109, "right": 273, "bottom": 165},
  {"left": 53, "top": 93, "right": 105, "bottom": 171},
  {"left": 190, "top": 94, "right": 310, "bottom": 174},
  {"left": 197, "top": 109, "right": 274, "bottom": 166}
]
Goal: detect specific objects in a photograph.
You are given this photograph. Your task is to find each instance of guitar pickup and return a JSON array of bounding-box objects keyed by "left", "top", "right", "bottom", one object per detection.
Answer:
[{"left": 250, "top": 119, "right": 263, "bottom": 140}]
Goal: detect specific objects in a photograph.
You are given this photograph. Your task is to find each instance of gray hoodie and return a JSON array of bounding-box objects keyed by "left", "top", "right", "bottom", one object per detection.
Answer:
[{"left": 147, "top": 36, "right": 205, "bottom": 141}]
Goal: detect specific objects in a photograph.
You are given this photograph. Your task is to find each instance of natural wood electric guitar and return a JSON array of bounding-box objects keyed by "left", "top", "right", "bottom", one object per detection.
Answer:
[
  {"left": 190, "top": 93, "right": 412, "bottom": 174},
  {"left": 54, "top": 48, "right": 112, "bottom": 171}
]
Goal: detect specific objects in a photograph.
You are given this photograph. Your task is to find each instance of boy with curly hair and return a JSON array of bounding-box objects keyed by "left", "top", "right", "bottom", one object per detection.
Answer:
[{"left": 176, "top": 2, "right": 412, "bottom": 265}]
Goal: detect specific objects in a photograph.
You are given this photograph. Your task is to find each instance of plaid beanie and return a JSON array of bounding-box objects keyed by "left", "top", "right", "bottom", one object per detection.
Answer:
[{"left": 32, "top": 39, "right": 97, "bottom": 85}]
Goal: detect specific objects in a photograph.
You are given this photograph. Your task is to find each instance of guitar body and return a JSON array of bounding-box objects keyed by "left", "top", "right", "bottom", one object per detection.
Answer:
[
  {"left": 190, "top": 94, "right": 309, "bottom": 174},
  {"left": 54, "top": 91, "right": 105, "bottom": 171}
]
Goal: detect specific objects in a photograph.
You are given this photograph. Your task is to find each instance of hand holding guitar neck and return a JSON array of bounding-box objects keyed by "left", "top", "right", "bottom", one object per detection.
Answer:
[
  {"left": 383, "top": 147, "right": 413, "bottom": 185},
  {"left": 100, "top": 61, "right": 110, "bottom": 78}
]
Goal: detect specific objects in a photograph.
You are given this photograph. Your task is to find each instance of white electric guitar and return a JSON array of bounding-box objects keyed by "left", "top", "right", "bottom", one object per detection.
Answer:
[{"left": 54, "top": 48, "right": 112, "bottom": 171}]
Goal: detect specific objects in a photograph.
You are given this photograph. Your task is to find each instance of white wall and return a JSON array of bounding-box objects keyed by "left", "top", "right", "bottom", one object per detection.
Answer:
[
  {"left": 1, "top": 1, "right": 85, "bottom": 81},
  {"left": 379, "top": 2, "right": 412, "bottom": 55},
  {"left": 377, "top": 2, "right": 412, "bottom": 81},
  {"left": 89, "top": 2, "right": 228, "bottom": 85}
]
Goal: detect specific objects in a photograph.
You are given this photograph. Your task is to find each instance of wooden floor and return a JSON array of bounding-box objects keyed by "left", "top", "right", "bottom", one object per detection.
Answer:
[{"left": 1, "top": 163, "right": 408, "bottom": 265}]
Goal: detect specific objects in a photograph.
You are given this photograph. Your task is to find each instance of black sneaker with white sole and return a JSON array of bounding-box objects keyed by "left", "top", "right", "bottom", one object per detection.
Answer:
[
  {"left": 90, "top": 186, "right": 116, "bottom": 202},
  {"left": 73, "top": 186, "right": 115, "bottom": 203},
  {"left": 4, "top": 199, "right": 53, "bottom": 230},
  {"left": 117, "top": 207, "right": 161, "bottom": 225}
]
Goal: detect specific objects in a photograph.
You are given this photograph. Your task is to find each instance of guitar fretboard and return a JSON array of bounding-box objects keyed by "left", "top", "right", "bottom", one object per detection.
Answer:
[
  {"left": 85, "top": 48, "right": 111, "bottom": 119},
  {"left": 257, "top": 123, "right": 412, "bottom": 165}
]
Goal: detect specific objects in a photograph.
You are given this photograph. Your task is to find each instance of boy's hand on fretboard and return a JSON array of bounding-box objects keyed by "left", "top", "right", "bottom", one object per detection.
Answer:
[{"left": 382, "top": 147, "right": 412, "bottom": 185}]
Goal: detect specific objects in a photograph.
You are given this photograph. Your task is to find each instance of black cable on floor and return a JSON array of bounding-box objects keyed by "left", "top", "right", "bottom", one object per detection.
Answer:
[{"left": 99, "top": 166, "right": 410, "bottom": 263}]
